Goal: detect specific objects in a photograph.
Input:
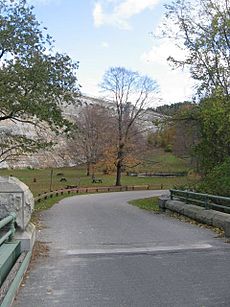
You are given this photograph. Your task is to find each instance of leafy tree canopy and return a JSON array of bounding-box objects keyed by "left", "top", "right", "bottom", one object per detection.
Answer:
[
  {"left": 160, "top": 0, "right": 230, "bottom": 181},
  {"left": 0, "top": 0, "right": 80, "bottom": 163},
  {"left": 0, "top": 0, "right": 80, "bottom": 130},
  {"left": 155, "top": 101, "right": 194, "bottom": 116},
  {"left": 195, "top": 95, "right": 230, "bottom": 173},
  {"left": 196, "top": 157, "right": 230, "bottom": 196}
]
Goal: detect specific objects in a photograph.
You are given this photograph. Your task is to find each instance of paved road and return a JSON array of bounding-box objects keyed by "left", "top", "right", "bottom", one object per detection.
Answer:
[{"left": 13, "top": 191, "right": 230, "bottom": 307}]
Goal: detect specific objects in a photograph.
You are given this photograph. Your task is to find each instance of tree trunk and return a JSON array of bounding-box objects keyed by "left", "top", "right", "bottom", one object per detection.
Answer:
[
  {"left": 86, "top": 162, "right": 90, "bottom": 176},
  {"left": 91, "top": 164, "right": 95, "bottom": 179},
  {"left": 115, "top": 144, "right": 124, "bottom": 186},
  {"left": 116, "top": 160, "right": 122, "bottom": 186}
]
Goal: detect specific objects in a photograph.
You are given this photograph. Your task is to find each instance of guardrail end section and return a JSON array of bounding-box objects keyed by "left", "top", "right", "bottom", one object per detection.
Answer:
[{"left": 0, "top": 251, "right": 32, "bottom": 307}]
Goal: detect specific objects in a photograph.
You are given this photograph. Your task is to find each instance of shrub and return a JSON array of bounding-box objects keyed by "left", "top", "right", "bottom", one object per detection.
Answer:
[
  {"left": 196, "top": 158, "right": 230, "bottom": 196},
  {"left": 164, "top": 144, "right": 173, "bottom": 152}
]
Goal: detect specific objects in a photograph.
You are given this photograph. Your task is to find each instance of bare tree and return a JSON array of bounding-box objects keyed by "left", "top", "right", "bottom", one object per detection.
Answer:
[
  {"left": 70, "top": 103, "right": 112, "bottom": 176},
  {"left": 100, "top": 67, "right": 158, "bottom": 185}
]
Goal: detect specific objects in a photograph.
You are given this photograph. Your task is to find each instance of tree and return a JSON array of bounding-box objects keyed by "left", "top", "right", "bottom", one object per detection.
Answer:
[
  {"left": 69, "top": 103, "right": 113, "bottom": 176},
  {"left": 0, "top": 128, "right": 49, "bottom": 165},
  {"left": 162, "top": 0, "right": 230, "bottom": 177},
  {"left": 172, "top": 108, "right": 198, "bottom": 161},
  {"left": 155, "top": 102, "right": 194, "bottom": 116},
  {"left": 161, "top": 96, "right": 230, "bottom": 174},
  {"left": 196, "top": 157, "right": 230, "bottom": 196},
  {"left": 97, "top": 142, "right": 142, "bottom": 175},
  {"left": 0, "top": 0, "right": 79, "bottom": 163},
  {"left": 163, "top": 0, "right": 230, "bottom": 97},
  {"left": 100, "top": 67, "right": 158, "bottom": 185},
  {"left": 195, "top": 96, "right": 230, "bottom": 173}
]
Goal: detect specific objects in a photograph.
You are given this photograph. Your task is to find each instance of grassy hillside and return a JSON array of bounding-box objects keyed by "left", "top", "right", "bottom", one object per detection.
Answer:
[{"left": 134, "top": 149, "right": 190, "bottom": 173}]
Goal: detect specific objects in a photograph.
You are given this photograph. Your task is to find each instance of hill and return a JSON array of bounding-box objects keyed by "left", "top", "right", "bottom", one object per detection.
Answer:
[{"left": 0, "top": 95, "right": 164, "bottom": 169}]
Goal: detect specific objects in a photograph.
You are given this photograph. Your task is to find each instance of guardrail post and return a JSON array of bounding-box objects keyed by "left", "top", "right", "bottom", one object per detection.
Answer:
[
  {"left": 9, "top": 213, "right": 16, "bottom": 241},
  {"left": 205, "top": 196, "right": 209, "bottom": 210},
  {"left": 186, "top": 192, "right": 188, "bottom": 204}
]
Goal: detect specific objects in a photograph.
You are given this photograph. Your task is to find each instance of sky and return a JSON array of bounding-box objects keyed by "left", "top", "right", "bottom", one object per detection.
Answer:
[{"left": 30, "top": 0, "right": 194, "bottom": 107}]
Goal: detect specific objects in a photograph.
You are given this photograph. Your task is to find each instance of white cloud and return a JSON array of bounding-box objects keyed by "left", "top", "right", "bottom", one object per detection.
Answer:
[
  {"left": 115, "top": 0, "right": 160, "bottom": 19},
  {"left": 141, "top": 39, "right": 187, "bottom": 65},
  {"left": 140, "top": 39, "right": 194, "bottom": 104},
  {"left": 101, "top": 41, "right": 109, "bottom": 48},
  {"left": 138, "top": 13, "right": 196, "bottom": 104},
  {"left": 79, "top": 75, "right": 102, "bottom": 98},
  {"left": 93, "top": 0, "right": 161, "bottom": 30},
  {"left": 28, "top": 0, "right": 61, "bottom": 5},
  {"left": 93, "top": 3, "right": 104, "bottom": 27}
]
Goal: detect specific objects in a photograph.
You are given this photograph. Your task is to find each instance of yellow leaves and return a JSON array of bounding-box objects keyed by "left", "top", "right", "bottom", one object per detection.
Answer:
[
  {"left": 95, "top": 144, "right": 141, "bottom": 174},
  {"left": 96, "top": 146, "right": 117, "bottom": 174}
]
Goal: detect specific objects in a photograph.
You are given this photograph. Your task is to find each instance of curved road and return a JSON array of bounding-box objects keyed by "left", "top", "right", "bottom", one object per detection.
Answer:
[{"left": 14, "top": 191, "right": 230, "bottom": 306}]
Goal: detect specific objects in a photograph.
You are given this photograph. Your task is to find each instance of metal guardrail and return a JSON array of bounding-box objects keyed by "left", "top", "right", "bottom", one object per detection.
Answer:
[
  {"left": 170, "top": 189, "right": 230, "bottom": 214},
  {"left": 0, "top": 213, "right": 16, "bottom": 245}
]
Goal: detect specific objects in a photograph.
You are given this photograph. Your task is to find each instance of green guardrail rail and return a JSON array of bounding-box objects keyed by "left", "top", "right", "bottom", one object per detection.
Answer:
[
  {"left": 0, "top": 213, "right": 33, "bottom": 307},
  {"left": 0, "top": 213, "right": 20, "bottom": 288},
  {"left": 170, "top": 189, "right": 230, "bottom": 214}
]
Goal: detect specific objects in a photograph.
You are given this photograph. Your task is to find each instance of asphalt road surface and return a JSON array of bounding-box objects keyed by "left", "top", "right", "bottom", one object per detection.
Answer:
[{"left": 13, "top": 190, "right": 230, "bottom": 307}]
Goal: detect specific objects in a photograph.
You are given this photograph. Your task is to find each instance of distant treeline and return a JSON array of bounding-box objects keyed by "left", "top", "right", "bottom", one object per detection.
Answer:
[{"left": 150, "top": 101, "right": 195, "bottom": 116}]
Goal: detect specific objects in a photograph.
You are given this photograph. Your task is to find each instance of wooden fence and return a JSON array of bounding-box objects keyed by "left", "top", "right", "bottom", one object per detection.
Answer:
[{"left": 35, "top": 184, "right": 164, "bottom": 203}]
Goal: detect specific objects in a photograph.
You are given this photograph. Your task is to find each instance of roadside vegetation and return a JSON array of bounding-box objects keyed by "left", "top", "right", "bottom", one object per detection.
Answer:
[
  {"left": 157, "top": 0, "right": 230, "bottom": 197},
  {"left": 128, "top": 197, "right": 160, "bottom": 212},
  {"left": 196, "top": 158, "right": 230, "bottom": 197}
]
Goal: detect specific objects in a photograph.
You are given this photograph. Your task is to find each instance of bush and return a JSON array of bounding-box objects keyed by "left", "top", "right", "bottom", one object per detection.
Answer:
[
  {"left": 164, "top": 144, "right": 173, "bottom": 152},
  {"left": 196, "top": 158, "right": 230, "bottom": 196}
]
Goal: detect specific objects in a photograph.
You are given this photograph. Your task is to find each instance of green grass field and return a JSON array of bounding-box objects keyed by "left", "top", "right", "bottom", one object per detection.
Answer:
[
  {"left": 0, "top": 165, "right": 195, "bottom": 196},
  {"left": 0, "top": 149, "right": 195, "bottom": 196},
  {"left": 137, "top": 149, "right": 190, "bottom": 173}
]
